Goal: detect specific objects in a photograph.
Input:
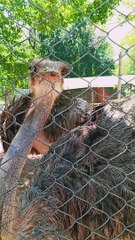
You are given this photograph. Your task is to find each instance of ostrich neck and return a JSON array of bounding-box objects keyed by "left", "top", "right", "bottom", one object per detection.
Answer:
[
  {"left": 0, "top": 81, "right": 62, "bottom": 239},
  {"left": 0, "top": 85, "right": 60, "bottom": 193}
]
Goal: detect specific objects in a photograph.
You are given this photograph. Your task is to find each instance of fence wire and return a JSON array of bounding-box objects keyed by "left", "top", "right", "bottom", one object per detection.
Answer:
[{"left": 0, "top": 0, "right": 135, "bottom": 239}]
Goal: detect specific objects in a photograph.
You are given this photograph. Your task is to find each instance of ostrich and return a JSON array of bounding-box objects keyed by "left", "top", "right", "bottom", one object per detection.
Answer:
[
  {"left": 0, "top": 60, "right": 91, "bottom": 155},
  {"left": 1, "top": 89, "right": 135, "bottom": 239},
  {"left": 0, "top": 58, "right": 72, "bottom": 239},
  {"left": 1, "top": 59, "right": 135, "bottom": 239},
  {"left": 0, "top": 67, "right": 135, "bottom": 240}
]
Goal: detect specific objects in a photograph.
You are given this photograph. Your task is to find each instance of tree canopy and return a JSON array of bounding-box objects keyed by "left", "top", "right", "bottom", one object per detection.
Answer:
[
  {"left": 39, "top": 20, "right": 115, "bottom": 77},
  {"left": 121, "top": 29, "right": 135, "bottom": 75},
  {"left": 0, "top": 0, "right": 121, "bottom": 97}
]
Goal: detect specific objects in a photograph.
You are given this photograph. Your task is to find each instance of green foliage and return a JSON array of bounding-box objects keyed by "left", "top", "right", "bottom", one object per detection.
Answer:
[
  {"left": 39, "top": 20, "right": 115, "bottom": 77},
  {"left": 1, "top": 0, "right": 121, "bottom": 32},
  {"left": 121, "top": 84, "right": 135, "bottom": 97},
  {"left": 124, "top": 51, "right": 135, "bottom": 75},
  {"left": 0, "top": 0, "right": 120, "bottom": 98},
  {"left": 121, "top": 29, "right": 135, "bottom": 75}
]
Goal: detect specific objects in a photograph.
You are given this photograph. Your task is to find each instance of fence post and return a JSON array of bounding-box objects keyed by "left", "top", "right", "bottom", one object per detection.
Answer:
[{"left": 117, "top": 51, "right": 122, "bottom": 100}]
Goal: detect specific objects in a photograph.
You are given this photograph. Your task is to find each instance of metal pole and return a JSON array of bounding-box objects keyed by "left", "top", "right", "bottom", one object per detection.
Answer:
[{"left": 117, "top": 51, "right": 122, "bottom": 100}]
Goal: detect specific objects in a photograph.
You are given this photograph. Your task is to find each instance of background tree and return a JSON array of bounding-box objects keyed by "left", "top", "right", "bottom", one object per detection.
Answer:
[
  {"left": 121, "top": 29, "right": 135, "bottom": 75},
  {"left": 39, "top": 19, "right": 115, "bottom": 77},
  {"left": 113, "top": 0, "right": 135, "bottom": 75},
  {"left": 119, "top": 29, "right": 135, "bottom": 97}
]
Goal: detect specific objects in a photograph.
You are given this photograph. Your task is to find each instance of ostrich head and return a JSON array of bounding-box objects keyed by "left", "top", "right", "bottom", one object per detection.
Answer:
[{"left": 28, "top": 58, "right": 72, "bottom": 100}]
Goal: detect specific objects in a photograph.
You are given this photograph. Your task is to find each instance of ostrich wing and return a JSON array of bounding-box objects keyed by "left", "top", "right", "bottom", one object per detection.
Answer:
[
  {"left": 0, "top": 95, "right": 31, "bottom": 152},
  {"left": 0, "top": 91, "right": 92, "bottom": 153}
]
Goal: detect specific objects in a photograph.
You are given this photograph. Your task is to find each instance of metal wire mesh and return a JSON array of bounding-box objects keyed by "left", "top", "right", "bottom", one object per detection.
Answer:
[{"left": 0, "top": 0, "right": 135, "bottom": 239}]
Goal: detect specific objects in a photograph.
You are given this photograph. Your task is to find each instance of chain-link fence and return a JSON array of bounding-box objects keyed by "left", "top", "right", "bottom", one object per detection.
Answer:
[{"left": 0, "top": 0, "right": 135, "bottom": 239}]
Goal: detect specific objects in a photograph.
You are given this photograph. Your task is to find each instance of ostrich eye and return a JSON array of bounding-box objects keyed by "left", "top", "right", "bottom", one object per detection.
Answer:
[{"left": 29, "top": 66, "right": 37, "bottom": 74}]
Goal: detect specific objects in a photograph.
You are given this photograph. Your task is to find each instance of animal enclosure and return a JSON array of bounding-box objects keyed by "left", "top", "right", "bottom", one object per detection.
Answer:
[{"left": 0, "top": 0, "right": 135, "bottom": 239}]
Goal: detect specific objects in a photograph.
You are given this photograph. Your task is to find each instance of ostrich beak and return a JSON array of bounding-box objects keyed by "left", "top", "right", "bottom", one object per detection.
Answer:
[{"left": 44, "top": 68, "right": 60, "bottom": 74}]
